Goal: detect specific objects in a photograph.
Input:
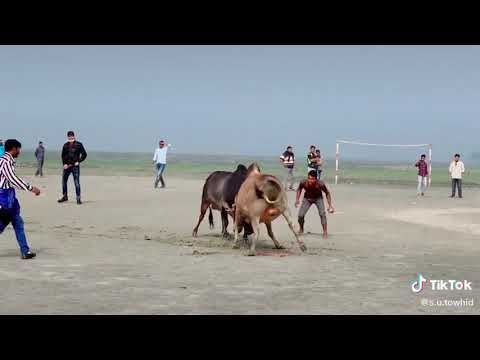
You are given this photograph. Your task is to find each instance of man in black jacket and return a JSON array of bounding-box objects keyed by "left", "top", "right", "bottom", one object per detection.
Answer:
[{"left": 58, "top": 131, "right": 87, "bottom": 205}]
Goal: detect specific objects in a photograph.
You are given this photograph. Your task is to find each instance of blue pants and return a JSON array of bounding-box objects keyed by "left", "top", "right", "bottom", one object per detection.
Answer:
[
  {"left": 0, "top": 190, "right": 30, "bottom": 256},
  {"left": 155, "top": 163, "right": 166, "bottom": 188},
  {"left": 62, "top": 166, "right": 81, "bottom": 199}
]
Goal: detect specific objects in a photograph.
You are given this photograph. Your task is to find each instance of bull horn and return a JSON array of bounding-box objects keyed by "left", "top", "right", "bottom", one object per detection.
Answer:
[{"left": 263, "top": 194, "right": 280, "bottom": 204}]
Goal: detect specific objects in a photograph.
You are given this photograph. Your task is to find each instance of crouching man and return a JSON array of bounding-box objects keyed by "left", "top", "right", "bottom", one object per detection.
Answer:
[{"left": 295, "top": 170, "right": 334, "bottom": 238}]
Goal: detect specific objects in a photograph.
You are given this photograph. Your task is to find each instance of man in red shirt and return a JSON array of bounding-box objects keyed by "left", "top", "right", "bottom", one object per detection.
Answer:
[
  {"left": 415, "top": 154, "right": 429, "bottom": 196},
  {"left": 295, "top": 170, "right": 335, "bottom": 238}
]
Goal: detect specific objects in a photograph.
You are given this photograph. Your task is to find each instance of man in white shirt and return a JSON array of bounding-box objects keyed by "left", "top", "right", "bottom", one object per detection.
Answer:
[
  {"left": 152, "top": 140, "right": 171, "bottom": 189},
  {"left": 449, "top": 153, "right": 465, "bottom": 198}
]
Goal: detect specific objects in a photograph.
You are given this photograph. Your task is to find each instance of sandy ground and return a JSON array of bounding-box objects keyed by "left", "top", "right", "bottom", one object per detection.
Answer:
[{"left": 0, "top": 174, "right": 479, "bottom": 314}]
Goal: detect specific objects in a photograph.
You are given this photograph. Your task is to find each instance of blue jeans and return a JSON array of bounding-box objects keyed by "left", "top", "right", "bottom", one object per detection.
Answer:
[
  {"left": 317, "top": 169, "right": 322, "bottom": 179},
  {"left": 155, "top": 163, "right": 166, "bottom": 188},
  {"left": 62, "top": 166, "right": 81, "bottom": 199},
  {"left": 0, "top": 189, "right": 30, "bottom": 256}
]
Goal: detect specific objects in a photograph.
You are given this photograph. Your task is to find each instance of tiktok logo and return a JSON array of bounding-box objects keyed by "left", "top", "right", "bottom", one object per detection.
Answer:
[{"left": 411, "top": 274, "right": 427, "bottom": 293}]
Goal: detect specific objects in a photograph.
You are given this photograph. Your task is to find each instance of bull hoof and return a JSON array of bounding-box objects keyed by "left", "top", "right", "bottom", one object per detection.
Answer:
[
  {"left": 299, "top": 243, "right": 307, "bottom": 252},
  {"left": 192, "top": 231, "right": 198, "bottom": 238},
  {"left": 247, "top": 250, "right": 256, "bottom": 256},
  {"left": 274, "top": 245, "right": 285, "bottom": 250},
  {"left": 232, "top": 243, "right": 240, "bottom": 250}
]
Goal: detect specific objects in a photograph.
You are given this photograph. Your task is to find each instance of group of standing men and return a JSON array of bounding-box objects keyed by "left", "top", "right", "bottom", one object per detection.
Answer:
[
  {"left": 0, "top": 132, "right": 471, "bottom": 259},
  {"left": 414, "top": 152, "right": 466, "bottom": 198}
]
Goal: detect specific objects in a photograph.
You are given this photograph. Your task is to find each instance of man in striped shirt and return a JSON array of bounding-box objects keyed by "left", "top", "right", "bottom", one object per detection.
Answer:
[{"left": 0, "top": 139, "right": 40, "bottom": 259}]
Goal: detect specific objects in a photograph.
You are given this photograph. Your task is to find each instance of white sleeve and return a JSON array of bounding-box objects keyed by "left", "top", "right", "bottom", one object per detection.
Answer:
[{"left": 153, "top": 150, "right": 157, "bottom": 161}]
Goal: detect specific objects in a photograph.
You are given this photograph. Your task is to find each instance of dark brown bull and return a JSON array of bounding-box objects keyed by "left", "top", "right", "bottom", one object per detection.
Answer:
[{"left": 192, "top": 164, "right": 255, "bottom": 238}]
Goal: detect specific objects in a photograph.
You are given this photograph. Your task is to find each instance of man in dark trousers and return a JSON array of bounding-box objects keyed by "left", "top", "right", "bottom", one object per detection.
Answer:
[
  {"left": 295, "top": 170, "right": 335, "bottom": 238},
  {"left": 0, "top": 139, "right": 41, "bottom": 259},
  {"left": 58, "top": 131, "right": 87, "bottom": 205},
  {"left": 34, "top": 141, "right": 45, "bottom": 177}
]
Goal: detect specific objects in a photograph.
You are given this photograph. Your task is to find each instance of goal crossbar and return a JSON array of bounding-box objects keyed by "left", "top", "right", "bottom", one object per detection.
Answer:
[
  {"left": 337, "top": 140, "right": 430, "bottom": 147},
  {"left": 335, "top": 140, "right": 432, "bottom": 185}
]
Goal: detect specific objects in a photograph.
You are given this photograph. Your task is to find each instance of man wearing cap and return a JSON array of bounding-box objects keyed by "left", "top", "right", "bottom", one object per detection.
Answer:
[
  {"left": 58, "top": 131, "right": 87, "bottom": 204},
  {"left": 153, "top": 140, "right": 172, "bottom": 189}
]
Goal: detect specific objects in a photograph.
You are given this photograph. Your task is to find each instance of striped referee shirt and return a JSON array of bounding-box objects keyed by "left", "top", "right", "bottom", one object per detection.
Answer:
[{"left": 0, "top": 152, "right": 32, "bottom": 191}]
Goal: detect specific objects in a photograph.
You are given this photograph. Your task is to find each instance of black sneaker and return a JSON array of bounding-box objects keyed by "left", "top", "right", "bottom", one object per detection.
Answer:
[
  {"left": 58, "top": 196, "right": 68, "bottom": 203},
  {"left": 77, "top": 199, "right": 82, "bottom": 205},
  {"left": 21, "top": 251, "right": 36, "bottom": 260}
]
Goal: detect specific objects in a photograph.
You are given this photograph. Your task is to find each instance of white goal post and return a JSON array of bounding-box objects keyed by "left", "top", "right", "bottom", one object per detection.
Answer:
[{"left": 335, "top": 140, "right": 433, "bottom": 185}]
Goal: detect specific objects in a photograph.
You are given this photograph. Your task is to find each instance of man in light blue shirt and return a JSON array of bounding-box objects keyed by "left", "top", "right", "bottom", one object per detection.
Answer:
[
  {"left": 0, "top": 140, "right": 5, "bottom": 157},
  {"left": 152, "top": 140, "right": 171, "bottom": 189}
]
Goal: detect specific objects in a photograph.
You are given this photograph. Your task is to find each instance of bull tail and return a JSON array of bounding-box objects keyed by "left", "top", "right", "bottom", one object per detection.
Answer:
[{"left": 208, "top": 207, "right": 214, "bottom": 229}]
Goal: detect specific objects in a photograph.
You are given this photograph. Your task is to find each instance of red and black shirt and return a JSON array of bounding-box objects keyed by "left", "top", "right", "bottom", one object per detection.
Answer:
[{"left": 298, "top": 179, "right": 329, "bottom": 201}]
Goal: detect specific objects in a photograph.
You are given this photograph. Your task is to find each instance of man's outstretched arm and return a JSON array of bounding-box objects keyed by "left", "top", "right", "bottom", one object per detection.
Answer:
[{"left": 3, "top": 161, "right": 40, "bottom": 195}]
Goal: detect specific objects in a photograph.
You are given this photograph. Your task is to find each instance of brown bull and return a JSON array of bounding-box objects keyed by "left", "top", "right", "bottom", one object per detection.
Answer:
[{"left": 233, "top": 164, "right": 306, "bottom": 256}]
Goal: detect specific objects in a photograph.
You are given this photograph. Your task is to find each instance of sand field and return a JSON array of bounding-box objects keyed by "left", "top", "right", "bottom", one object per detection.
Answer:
[{"left": 0, "top": 174, "right": 478, "bottom": 314}]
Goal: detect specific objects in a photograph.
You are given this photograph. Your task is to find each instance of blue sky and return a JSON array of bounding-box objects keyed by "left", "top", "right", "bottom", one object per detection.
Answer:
[{"left": 1, "top": 45, "right": 478, "bottom": 161}]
